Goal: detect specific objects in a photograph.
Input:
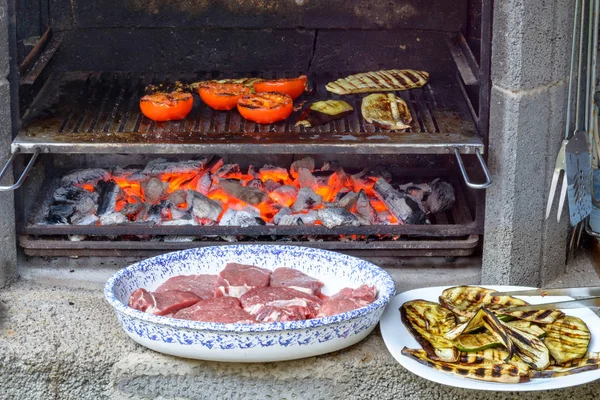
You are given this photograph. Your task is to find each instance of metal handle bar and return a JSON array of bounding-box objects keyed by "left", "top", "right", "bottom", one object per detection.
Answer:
[
  {"left": 0, "top": 148, "right": 41, "bottom": 191},
  {"left": 454, "top": 148, "right": 492, "bottom": 189}
]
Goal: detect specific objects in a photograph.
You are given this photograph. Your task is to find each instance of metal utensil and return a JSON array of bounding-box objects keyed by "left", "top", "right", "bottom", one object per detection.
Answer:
[
  {"left": 499, "top": 297, "right": 600, "bottom": 312},
  {"left": 491, "top": 286, "right": 600, "bottom": 297}
]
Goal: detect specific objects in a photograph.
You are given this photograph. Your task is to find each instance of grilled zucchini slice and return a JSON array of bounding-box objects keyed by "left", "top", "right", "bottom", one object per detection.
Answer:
[
  {"left": 361, "top": 93, "right": 412, "bottom": 130},
  {"left": 530, "top": 352, "right": 600, "bottom": 378},
  {"left": 544, "top": 316, "right": 591, "bottom": 364},
  {"left": 295, "top": 100, "right": 354, "bottom": 128},
  {"left": 459, "top": 349, "right": 531, "bottom": 373},
  {"left": 402, "top": 347, "right": 530, "bottom": 383},
  {"left": 439, "top": 286, "right": 528, "bottom": 321},
  {"left": 457, "top": 332, "right": 501, "bottom": 352},
  {"left": 500, "top": 309, "right": 565, "bottom": 325},
  {"left": 400, "top": 300, "right": 458, "bottom": 362},
  {"left": 503, "top": 324, "right": 550, "bottom": 370},
  {"left": 505, "top": 320, "right": 546, "bottom": 338}
]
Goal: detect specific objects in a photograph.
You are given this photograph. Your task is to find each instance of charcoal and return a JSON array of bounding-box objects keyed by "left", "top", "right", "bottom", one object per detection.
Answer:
[
  {"left": 246, "top": 179, "right": 264, "bottom": 190},
  {"left": 71, "top": 214, "right": 99, "bottom": 226},
  {"left": 170, "top": 207, "right": 191, "bottom": 220},
  {"left": 60, "top": 168, "right": 110, "bottom": 187},
  {"left": 134, "top": 204, "right": 150, "bottom": 222},
  {"left": 161, "top": 217, "right": 197, "bottom": 226},
  {"left": 188, "top": 190, "right": 222, "bottom": 221},
  {"left": 273, "top": 207, "right": 292, "bottom": 225},
  {"left": 47, "top": 204, "right": 75, "bottom": 224},
  {"left": 143, "top": 158, "right": 206, "bottom": 176},
  {"left": 336, "top": 191, "right": 359, "bottom": 210},
  {"left": 270, "top": 185, "right": 298, "bottom": 207},
  {"left": 143, "top": 177, "right": 169, "bottom": 205},
  {"left": 99, "top": 212, "right": 128, "bottom": 225},
  {"left": 110, "top": 165, "right": 143, "bottom": 180},
  {"left": 145, "top": 202, "right": 166, "bottom": 224},
  {"left": 120, "top": 202, "right": 145, "bottom": 220},
  {"left": 320, "top": 160, "right": 341, "bottom": 172},
  {"left": 68, "top": 235, "right": 87, "bottom": 242},
  {"left": 297, "top": 168, "right": 317, "bottom": 188},
  {"left": 247, "top": 165, "right": 259, "bottom": 179},
  {"left": 427, "top": 179, "right": 456, "bottom": 214},
  {"left": 377, "top": 210, "right": 394, "bottom": 225},
  {"left": 219, "top": 209, "right": 265, "bottom": 227},
  {"left": 355, "top": 190, "right": 377, "bottom": 224},
  {"left": 259, "top": 165, "right": 290, "bottom": 182},
  {"left": 291, "top": 187, "right": 323, "bottom": 212},
  {"left": 220, "top": 179, "right": 268, "bottom": 205},
  {"left": 334, "top": 188, "right": 351, "bottom": 202},
  {"left": 290, "top": 157, "right": 315, "bottom": 178},
  {"left": 71, "top": 196, "right": 98, "bottom": 222},
  {"left": 214, "top": 163, "right": 242, "bottom": 178},
  {"left": 208, "top": 158, "right": 224, "bottom": 174},
  {"left": 278, "top": 211, "right": 318, "bottom": 226},
  {"left": 53, "top": 185, "right": 89, "bottom": 203},
  {"left": 164, "top": 236, "right": 197, "bottom": 242},
  {"left": 316, "top": 208, "right": 360, "bottom": 229},
  {"left": 196, "top": 173, "right": 212, "bottom": 195},
  {"left": 97, "top": 180, "right": 122, "bottom": 216},
  {"left": 263, "top": 179, "right": 282, "bottom": 192},
  {"left": 373, "top": 178, "right": 427, "bottom": 225},
  {"left": 365, "top": 165, "right": 392, "bottom": 182},
  {"left": 168, "top": 189, "right": 187, "bottom": 207}
]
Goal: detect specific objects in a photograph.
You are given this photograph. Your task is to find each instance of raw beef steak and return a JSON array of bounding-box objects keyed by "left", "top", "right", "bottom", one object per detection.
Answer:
[
  {"left": 240, "top": 286, "right": 323, "bottom": 322},
  {"left": 270, "top": 267, "right": 324, "bottom": 295},
  {"left": 215, "top": 263, "right": 272, "bottom": 297},
  {"left": 317, "top": 284, "right": 378, "bottom": 317},
  {"left": 156, "top": 274, "right": 217, "bottom": 299},
  {"left": 174, "top": 296, "right": 256, "bottom": 323},
  {"left": 128, "top": 288, "right": 201, "bottom": 316}
]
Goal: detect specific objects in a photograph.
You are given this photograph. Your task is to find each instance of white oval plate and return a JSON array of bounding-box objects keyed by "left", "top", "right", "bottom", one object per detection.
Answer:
[{"left": 380, "top": 285, "right": 600, "bottom": 391}]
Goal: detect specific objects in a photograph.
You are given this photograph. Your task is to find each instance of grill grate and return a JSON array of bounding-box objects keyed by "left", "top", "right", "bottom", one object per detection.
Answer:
[{"left": 15, "top": 71, "right": 483, "bottom": 155}]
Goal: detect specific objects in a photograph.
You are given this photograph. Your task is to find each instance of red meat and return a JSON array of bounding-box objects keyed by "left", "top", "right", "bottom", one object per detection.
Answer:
[
  {"left": 317, "top": 284, "right": 378, "bottom": 318},
  {"left": 240, "top": 286, "right": 323, "bottom": 322},
  {"left": 215, "top": 262, "right": 272, "bottom": 298},
  {"left": 128, "top": 288, "right": 201, "bottom": 316},
  {"left": 270, "top": 267, "right": 324, "bottom": 295},
  {"left": 156, "top": 274, "right": 217, "bottom": 299},
  {"left": 174, "top": 296, "right": 256, "bottom": 323}
]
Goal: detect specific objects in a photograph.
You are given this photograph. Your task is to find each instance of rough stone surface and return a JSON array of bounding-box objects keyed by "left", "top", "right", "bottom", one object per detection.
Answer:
[
  {"left": 0, "top": 79, "right": 16, "bottom": 288},
  {"left": 0, "top": 0, "right": 9, "bottom": 78},
  {"left": 482, "top": 0, "right": 573, "bottom": 286},
  {"left": 1, "top": 255, "right": 599, "bottom": 399}
]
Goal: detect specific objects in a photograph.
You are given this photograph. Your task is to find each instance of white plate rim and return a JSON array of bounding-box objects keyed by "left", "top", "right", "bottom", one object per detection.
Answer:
[{"left": 380, "top": 285, "right": 600, "bottom": 392}]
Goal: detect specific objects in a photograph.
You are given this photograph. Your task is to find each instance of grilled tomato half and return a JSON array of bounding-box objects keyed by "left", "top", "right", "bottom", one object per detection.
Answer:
[
  {"left": 237, "top": 92, "right": 293, "bottom": 124},
  {"left": 139, "top": 91, "right": 193, "bottom": 122},
  {"left": 199, "top": 82, "right": 252, "bottom": 110},
  {"left": 253, "top": 75, "right": 307, "bottom": 99}
]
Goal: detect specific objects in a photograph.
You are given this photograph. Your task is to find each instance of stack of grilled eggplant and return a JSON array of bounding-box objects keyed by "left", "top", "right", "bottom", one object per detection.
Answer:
[{"left": 400, "top": 286, "right": 597, "bottom": 383}]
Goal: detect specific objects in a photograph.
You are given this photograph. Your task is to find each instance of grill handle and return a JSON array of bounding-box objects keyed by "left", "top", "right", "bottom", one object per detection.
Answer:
[
  {"left": 454, "top": 148, "right": 492, "bottom": 189},
  {"left": 0, "top": 148, "right": 41, "bottom": 191}
]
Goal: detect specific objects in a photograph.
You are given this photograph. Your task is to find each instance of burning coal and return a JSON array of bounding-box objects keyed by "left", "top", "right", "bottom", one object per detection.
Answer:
[{"left": 45, "top": 157, "right": 456, "bottom": 230}]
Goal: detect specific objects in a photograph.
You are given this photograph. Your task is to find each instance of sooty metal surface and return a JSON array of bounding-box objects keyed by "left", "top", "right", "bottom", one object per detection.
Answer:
[{"left": 15, "top": 71, "right": 482, "bottom": 155}]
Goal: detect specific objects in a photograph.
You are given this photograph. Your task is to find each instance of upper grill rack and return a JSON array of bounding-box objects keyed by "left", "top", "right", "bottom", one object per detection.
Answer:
[{"left": 14, "top": 71, "right": 483, "bottom": 155}]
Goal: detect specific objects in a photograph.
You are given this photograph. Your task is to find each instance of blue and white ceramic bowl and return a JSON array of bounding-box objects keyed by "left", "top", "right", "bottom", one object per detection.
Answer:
[{"left": 104, "top": 244, "right": 396, "bottom": 362}]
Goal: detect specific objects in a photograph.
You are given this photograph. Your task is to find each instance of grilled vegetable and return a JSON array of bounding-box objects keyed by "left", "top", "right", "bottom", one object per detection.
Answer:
[
  {"left": 400, "top": 300, "right": 458, "bottom": 362},
  {"left": 439, "top": 286, "right": 528, "bottom": 321},
  {"left": 505, "top": 320, "right": 546, "bottom": 338},
  {"left": 190, "top": 78, "right": 261, "bottom": 91},
  {"left": 326, "top": 69, "right": 429, "bottom": 95},
  {"left": 199, "top": 82, "right": 251, "bottom": 111},
  {"left": 140, "top": 91, "right": 193, "bottom": 122},
  {"left": 503, "top": 324, "right": 550, "bottom": 370},
  {"left": 544, "top": 316, "right": 591, "bottom": 364},
  {"left": 254, "top": 75, "right": 307, "bottom": 99},
  {"left": 499, "top": 309, "right": 565, "bottom": 324},
  {"left": 530, "top": 353, "right": 600, "bottom": 378},
  {"left": 295, "top": 100, "right": 354, "bottom": 128},
  {"left": 459, "top": 349, "right": 531, "bottom": 373},
  {"left": 402, "top": 347, "right": 530, "bottom": 383},
  {"left": 361, "top": 93, "right": 412, "bottom": 130},
  {"left": 457, "top": 332, "right": 502, "bottom": 352},
  {"left": 237, "top": 92, "right": 293, "bottom": 124}
]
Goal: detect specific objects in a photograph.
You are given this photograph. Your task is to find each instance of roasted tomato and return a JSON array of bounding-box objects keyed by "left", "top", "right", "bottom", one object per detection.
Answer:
[
  {"left": 253, "top": 75, "right": 307, "bottom": 100},
  {"left": 237, "top": 92, "right": 293, "bottom": 124},
  {"left": 199, "top": 82, "right": 252, "bottom": 110},
  {"left": 139, "top": 92, "right": 193, "bottom": 122}
]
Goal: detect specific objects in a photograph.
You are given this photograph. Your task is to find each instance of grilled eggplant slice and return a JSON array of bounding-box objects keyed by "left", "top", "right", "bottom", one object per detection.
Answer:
[
  {"left": 402, "top": 347, "right": 530, "bottom": 383},
  {"left": 500, "top": 309, "right": 564, "bottom": 324},
  {"left": 530, "top": 353, "right": 600, "bottom": 378},
  {"left": 295, "top": 100, "right": 354, "bottom": 128},
  {"left": 505, "top": 320, "right": 546, "bottom": 338},
  {"left": 544, "top": 316, "right": 591, "bottom": 364},
  {"left": 503, "top": 324, "right": 550, "bottom": 370},
  {"left": 326, "top": 69, "right": 429, "bottom": 95},
  {"left": 400, "top": 300, "right": 458, "bottom": 362},
  {"left": 439, "top": 286, "right": 528, "bottom": 321},
  {"left": 457, "top": 332, "right": 502, "bottom": 352},
  {"left": 459, "top": 349, "right": 531, "bottom": 373},
  {"left": 361, "top": 93, "right": 412, "bottom": 130}
]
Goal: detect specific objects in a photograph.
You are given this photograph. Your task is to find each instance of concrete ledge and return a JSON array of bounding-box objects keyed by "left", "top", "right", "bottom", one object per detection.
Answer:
[{"left": 2, "top": 255, "right": 600, "bottom": 399}]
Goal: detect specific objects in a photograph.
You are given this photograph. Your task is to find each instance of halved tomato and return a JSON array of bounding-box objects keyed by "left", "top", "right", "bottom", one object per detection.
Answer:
[
  {"left": 139, "top": 92, "right": 193, "bottom": 122},
  {"left": 253, "top": 75, "right": 307, "bottom": 100},
  {"left": 237, "top": 92, "right": 293, "bottom": 124},
  {"left": 199, "top": 82, "right": 251, "bottom": 110}
]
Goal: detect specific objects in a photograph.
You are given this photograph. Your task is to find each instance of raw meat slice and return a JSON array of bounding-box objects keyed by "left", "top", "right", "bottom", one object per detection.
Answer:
[
  {"left": 156, "top": 274, "right": 217, "bottom": 299},
  {"left": 128, "top": 288, "right": 201, "bottom": 316},
  {"left": 174, "top": 297, "right": 256, "bottom": 324},
  {"left": 270, "top": 267, "right": 324, "bottom": 295},
  {"left": 240, "top": 287, "right": 323, "bottom": 322},
  {"left": 215, "top": 263, "right": 272, "bottom": 298},
  {"left": 317, "top": 284, "right": 378, "bottom": 318}
]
